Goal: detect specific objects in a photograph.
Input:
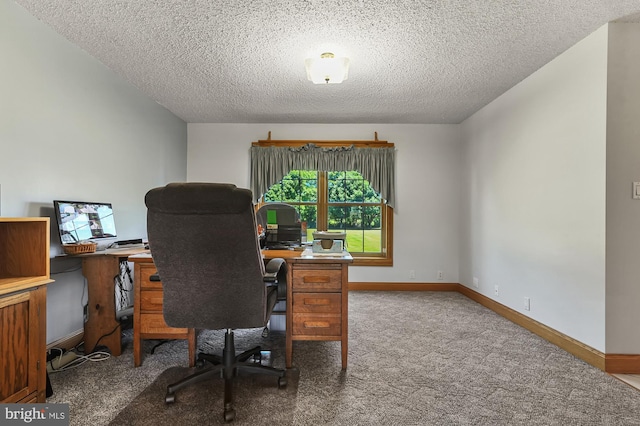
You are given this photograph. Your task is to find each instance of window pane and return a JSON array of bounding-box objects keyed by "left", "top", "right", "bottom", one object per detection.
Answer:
[
  {"left": 298, "top": 205, "right": 317, "bottom": 235},
  {"left": 328, "top": 173, "right": 346, "bottom": 202},
  {"left": 299, "top": 171, "right": 317, "bottom": 202},
  {"left": 264, "top": 170, "right": 317, "bottom": 202},
  {"left": 328, "top": 206, "right": 351, "bottom": 230},
  {"left": 329, "top": 205, "right": 382, "bottom": 253},
  {"left": 328, "top": 170, "right": 380, "bottom": 203},
  {"left": 362, "top": 205, "right": 382, "bottom": 253}
]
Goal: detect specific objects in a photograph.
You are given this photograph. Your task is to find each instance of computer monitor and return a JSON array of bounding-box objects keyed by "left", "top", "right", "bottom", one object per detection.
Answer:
[{"left": 53, "top": 200, "right": 117, "bottom": 248}]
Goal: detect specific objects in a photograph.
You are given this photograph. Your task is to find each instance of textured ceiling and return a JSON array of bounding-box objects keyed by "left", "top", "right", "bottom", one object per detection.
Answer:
[{"left": 14, "top": 1, "right": 640, "bottom": 124}]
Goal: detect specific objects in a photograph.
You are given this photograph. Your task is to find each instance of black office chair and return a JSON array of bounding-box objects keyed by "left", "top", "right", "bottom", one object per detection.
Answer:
[
  {"left": 255, "top": 203, "right": 302, "bottom": 249},
  {"left": 255, "top": 202, "right": 300, "bottom": 229},
  {"left": 145, "top": 182, "right": 287, "bottom": 422}
]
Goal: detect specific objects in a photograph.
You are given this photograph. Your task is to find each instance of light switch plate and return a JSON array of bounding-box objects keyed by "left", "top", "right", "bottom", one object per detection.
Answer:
[{"left": 633, "top": 182, "right": 640, "bottom": 200}]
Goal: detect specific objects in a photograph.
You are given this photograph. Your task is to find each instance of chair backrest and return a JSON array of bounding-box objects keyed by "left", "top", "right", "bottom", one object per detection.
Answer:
[
  {"left": 145, "top": 183, "right": 267, "bottom": 330},
  {"left": 255, "top": 203, "right": 301, "bottom": 247},
  {"left": 255, "top": 203, "right": 299, "bottom": 228}
]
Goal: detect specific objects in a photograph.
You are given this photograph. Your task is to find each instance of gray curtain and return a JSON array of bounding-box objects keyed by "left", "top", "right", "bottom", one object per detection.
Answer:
[{"left": 250, "top": 143, "right": 396, "bottom": 207}]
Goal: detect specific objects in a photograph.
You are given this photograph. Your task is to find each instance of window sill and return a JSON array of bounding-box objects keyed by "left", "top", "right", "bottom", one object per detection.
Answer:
[{"left": 351, "top": 256, "right": 393, "bottom": 267}]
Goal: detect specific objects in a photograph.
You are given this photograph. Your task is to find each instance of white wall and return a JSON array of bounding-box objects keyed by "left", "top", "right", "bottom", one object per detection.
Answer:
[
  {"left": 1, "top": 2, "right": 188, "bottom": 343},
  {"left": 605, "top": 23, "right": 640, "bottom": 353},
  {"left": 188, "top": 123, "right": 463, "bottom": 284},
  {"left": 460, "top": 26, "right": 609, "bottom": 351}
]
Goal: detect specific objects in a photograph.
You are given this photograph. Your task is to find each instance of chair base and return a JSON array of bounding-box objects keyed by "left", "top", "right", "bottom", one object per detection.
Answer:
[{"left": 165, "top": 329, "right": 286, "bottom": 422}]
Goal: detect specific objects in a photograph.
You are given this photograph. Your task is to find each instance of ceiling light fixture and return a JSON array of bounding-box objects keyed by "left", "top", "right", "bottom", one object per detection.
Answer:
[{"left": 305, "top": 52, "right": 349, "bottom": 84}]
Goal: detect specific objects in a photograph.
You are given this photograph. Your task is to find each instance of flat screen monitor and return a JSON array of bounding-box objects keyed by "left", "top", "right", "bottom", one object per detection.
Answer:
[{"left": 53, "top": 200, "right": 117, "bottom": 245}]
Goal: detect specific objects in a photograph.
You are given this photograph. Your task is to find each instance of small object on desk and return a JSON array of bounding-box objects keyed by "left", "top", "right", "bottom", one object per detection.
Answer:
[
  {"left": 62, "top": 242, "right": 97, "bottom": 255},
  {"left": 312, "top": 239, "right": 343, "bottom": 253},
  {"left": 116, "top": 238, "right": 143, "bottom": 246},
  {"left": 312, "top": 231, "right": 346, "bottom": 250}
]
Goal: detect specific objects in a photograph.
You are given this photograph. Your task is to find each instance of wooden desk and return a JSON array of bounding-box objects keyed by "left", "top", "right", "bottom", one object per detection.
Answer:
[
  {"left": 263, "top": 249, "right": 353, "bottom": 370},
  {"left": 128, "top": 254, "right": 196, "bottom": 367},
  {"left": 78, "top": 247, "right": 148, "bottom": 356},
  {"left": 124, "top": 249, "right": 351, "bottom": 370}
]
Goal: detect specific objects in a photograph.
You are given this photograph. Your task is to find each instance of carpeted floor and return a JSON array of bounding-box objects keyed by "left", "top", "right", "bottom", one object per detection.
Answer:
[
  {"left": 47, "top": 291, "right": 640, "bottom": 425},
  {"left": 111, "top": 366, "right": 300, "bottom": 425}
]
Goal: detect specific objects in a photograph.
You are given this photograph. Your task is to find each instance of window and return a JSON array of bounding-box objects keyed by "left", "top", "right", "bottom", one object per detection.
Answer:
[
  {"left": 250, "top": 138, "right": 396, "bottom": 266},
  {"left": 263, "top": 170, "right": 393, "bottom": 266}
]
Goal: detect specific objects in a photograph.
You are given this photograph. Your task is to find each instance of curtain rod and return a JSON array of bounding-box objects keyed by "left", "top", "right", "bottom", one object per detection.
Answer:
[{"left": 252, "top": 131, "right": 394, "bottom": 148}]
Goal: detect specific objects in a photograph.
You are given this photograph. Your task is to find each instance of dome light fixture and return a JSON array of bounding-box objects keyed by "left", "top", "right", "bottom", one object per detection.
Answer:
[{"left": 305, "top": 52, "right": 349, "bottom": 84}]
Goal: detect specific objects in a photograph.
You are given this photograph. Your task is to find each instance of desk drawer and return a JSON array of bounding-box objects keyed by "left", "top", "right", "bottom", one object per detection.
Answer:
[
  {"left": 292, "top": 313, "right": 341, "bottom": 336},
  {"left": 140, "top": 291, "right": 164, "bottom": 312},
  {"left": 292, "top": 268, "right": 341, "bottom": 291},
  {"left": 292, "top": 293, "right": 341, "bottom": 314},
  {"left": 139, "top": 313, "right": 189, "bottom": 335},
  {"left": 140, "top": 266, "right": 162, "bottom": 290}
]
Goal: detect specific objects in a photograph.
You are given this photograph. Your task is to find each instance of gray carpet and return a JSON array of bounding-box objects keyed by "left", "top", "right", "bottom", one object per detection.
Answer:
[
  {"left": 110, "top": 366, "right": 299, "bottom": 425},
  {"left": 48, "top": 291, "right": 640, "bottom": 425}
]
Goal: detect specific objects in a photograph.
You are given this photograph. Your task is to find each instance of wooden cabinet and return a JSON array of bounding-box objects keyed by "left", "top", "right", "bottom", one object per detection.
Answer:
[
  {"left": 0, "top": 218, "right": 53, "bottom": 403},
  {"left": 285, "top": 252, "right": 352, "bottom": 370},
  {"left": 129, "top": 254, "right": 195, "bottom": 367}
]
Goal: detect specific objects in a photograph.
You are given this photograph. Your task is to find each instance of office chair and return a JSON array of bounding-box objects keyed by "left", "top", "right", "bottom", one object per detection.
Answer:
[
  {"left": 255, "top": 203, "right": 302, "bottom": 249},
  {"left": 255, "top": 202, "right": 300, "bottom": 229},
  {"left": 145, "top": 182, "right": 287, "bottom": 422}
]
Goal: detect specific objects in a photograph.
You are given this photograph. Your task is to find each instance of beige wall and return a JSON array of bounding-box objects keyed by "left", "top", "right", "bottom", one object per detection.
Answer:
[
  {"left": 460, "top": 25, "right": 609, "bottom": 351},
  {"left": 605, "top": 23, "right": 640, "bottom": 353}
]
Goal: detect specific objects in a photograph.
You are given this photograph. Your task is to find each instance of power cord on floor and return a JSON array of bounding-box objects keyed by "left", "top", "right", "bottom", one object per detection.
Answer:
[{"left": 47, "top": 347, "right": 111, "bottom": 373}]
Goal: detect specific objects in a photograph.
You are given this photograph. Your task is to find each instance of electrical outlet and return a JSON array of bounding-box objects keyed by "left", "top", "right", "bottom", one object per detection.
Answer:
[
  {"left": 494, "top": 285, "right": 499, "bottom": 297},
  {"left": 437, "top": 270, "right": 444, "bottom": 280},
  {"left": 524, "top": 297, "right": 530, "bottom": 311},
  {"left": 473, "top": 277, "right": 479, "bottom": 288},
  {"left": 409, "top": 270, "right": 416, "bottom": 280}
]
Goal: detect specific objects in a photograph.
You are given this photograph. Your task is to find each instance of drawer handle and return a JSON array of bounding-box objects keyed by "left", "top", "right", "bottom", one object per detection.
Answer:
[
  {"left": 304, "top": 298, "right": 331, "bottom": 306},
  {"left": 304, "top": 321, "right": 330, "bottom": 328},
  {"left": 303, "top": 275, "right": 331, "bottom": 283}
]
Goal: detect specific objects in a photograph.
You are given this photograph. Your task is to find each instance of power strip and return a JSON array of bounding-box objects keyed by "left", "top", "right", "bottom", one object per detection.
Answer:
[{"left": 47, "top": 352, "right": 78, "bottom": 372}]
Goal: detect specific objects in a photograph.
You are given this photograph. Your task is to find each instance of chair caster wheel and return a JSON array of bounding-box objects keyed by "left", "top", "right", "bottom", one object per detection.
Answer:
[
  {"left": 278, "top": 376, "right": 287, "bottom": 388},
  {"left": 165, "top": 393, "right": 175, "bottom": 404},
  {"left": 223, "top": 408, "right": 236, "bottom": 422}
]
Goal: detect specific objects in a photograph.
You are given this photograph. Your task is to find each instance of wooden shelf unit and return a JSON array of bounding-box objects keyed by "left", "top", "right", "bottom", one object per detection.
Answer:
[{"left": 0, "top": 217, "right": 54, "bottom": 403}]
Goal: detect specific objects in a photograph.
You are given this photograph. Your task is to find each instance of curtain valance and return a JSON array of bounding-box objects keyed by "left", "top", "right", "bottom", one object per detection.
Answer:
[{"left": 250, "top": 143, "right": 396, "bottom": 207}]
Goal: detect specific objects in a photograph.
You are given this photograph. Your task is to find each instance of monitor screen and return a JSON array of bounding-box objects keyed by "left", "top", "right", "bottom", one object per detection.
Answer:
[{"left": 53, "top": 200, "right": 117, "bottom": 244}]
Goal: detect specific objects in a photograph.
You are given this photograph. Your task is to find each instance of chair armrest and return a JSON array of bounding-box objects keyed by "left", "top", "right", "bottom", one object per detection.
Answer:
[
  {"left": 264, "top": 258, "right": 287, "bottom": 300},
  {"left": 264, "top": 258, "right": 285, "bottom": 282}
]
